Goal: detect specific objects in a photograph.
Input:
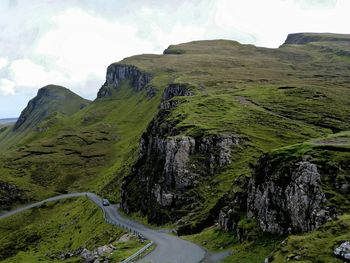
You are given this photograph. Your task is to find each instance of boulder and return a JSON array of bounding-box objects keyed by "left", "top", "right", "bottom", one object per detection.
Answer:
[{"left": 334, "top": 241, "right": 350, "bottom": 262}]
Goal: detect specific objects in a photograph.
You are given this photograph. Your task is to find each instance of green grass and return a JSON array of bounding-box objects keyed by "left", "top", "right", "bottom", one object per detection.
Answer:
[
  {"left": 0, "top": 198, "right": 144, "bottom": 262},
  {"left": 0, "top": 80, "right": 164, "bottom": 204},
  {"left": 183, "top": 226, "right": 236, "bottom": 251}
]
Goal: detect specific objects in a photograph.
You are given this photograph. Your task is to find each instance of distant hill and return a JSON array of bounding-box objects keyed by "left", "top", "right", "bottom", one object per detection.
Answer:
[
  {"left": 0, "top": 118, "right": 18, "bottom": 125},
  {"left": 283, "top": 32, "right": 350, "bottom": 45},
  {"left": 13, "top": 85, "right": 90, "bottom": 132}
]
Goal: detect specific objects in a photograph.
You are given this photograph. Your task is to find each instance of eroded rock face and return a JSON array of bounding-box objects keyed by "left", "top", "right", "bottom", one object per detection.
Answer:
[
  {"left": 247, "top": 158, "right": 332, "bottom": 234},
  {"left": 160, "top": 84, "right": 194, "bottom": 110},
  {"left": 121, "top": 83, "right": 243, "bottom": 223},
  {"left": 97, "top": 64, "right": 152, "bottom": 98}
]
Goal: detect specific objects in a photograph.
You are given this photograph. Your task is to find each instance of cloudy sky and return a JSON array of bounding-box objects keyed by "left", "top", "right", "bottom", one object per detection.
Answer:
[{"left": 0, "top": 0, "right": 349, "bottom": 118}]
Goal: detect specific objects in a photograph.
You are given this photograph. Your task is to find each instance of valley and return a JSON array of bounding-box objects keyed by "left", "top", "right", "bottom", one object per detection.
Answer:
[{"left": 0, "top": 32, "right": 349, "bottom": 262}]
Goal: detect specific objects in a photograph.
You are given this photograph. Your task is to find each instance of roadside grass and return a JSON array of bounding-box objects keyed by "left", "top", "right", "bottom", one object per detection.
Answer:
[
  {"left": 183, "top": 226, "right": 236, "bottom": 251},
  {"left": 0, "top": 198, "right": 144, "bottom": 262}
]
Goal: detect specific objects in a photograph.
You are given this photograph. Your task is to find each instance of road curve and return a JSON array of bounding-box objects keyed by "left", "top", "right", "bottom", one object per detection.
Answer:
[{"left": 0, "top": 192, "right": 208, "bottom": 263}]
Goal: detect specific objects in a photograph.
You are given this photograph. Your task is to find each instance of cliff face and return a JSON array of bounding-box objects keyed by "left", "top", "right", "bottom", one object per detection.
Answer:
[
  {"left": 121, "top": 83, "right": 243, "bottom": 224},
  {"left": 97, "top": 64, "right": 152, "bottom": 98},
  {"left": 248, "top": 158, "right": 330, "bottom": 234},
  {"left": 246, "top": 144, "right": 350, "bottom": 235}
]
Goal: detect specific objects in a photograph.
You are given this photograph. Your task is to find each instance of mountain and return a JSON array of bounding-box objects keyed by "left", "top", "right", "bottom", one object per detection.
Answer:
[
  {"left": 14, "top": 85, "right": 91, "bottom": 132},
  {"left": 0, "top": 33, "right": 350, "bottom": 262}
]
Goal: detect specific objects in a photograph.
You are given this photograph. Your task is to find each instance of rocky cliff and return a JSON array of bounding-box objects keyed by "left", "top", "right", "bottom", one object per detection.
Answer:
[
  {"left": 97, "top": 64, "right": 152, "bottom": 98},
  {"left": 121, "top": 83, "right": 244, "bottom": 224},
  {"left": 247, "top": 143, "right": 350, "bottom": 235}
]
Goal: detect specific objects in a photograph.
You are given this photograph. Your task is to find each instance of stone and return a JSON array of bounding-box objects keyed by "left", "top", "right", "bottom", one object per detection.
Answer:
[
  {"left": 96, "top": 245, "right": 113, "bottom": 256},
  {"left": 80, "top": 248, "right": 96, "bottom": 263},
  {"left": 334, "top": 241, "right": 350, "bottom": 262}
]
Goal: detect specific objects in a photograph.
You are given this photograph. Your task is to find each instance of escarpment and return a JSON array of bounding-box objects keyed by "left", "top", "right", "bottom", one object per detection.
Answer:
[
  {"left": 97, "top": 64, "right": 152, "bottom": 98},
  {"left": 248, "top": 158, "right": 330, "bottom": 234},
  {"left": 246, "top": 145, "right": 350, "bottom": 235},
  {"left": 121, "top": 83, "right": 244, "bottom": 224}
]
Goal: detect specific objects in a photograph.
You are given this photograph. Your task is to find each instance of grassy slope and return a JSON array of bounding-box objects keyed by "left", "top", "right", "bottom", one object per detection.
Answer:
[
  {"left": 121, "top": 38, "right": 349, "bottom": 231},
  {"left": 0, "top": 198, "right": 144, "bottom": 262},
  {"left": 0, "top": 80, "right": 164, "bottom": 204}
]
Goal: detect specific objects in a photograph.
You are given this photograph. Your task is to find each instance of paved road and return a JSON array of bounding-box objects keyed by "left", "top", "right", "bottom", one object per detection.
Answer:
[
  {"left": 0, "top": 192, "right": 88, "bottom": 220},
  {"left": 0, "top": 192, "right": 230, "bottom": 263}
]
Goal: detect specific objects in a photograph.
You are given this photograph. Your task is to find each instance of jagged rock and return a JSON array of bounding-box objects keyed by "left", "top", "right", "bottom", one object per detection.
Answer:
[
  {"left": 80, "top": 248, "right": 97, "bottom": 263},
  {"left": 160, "top": 83, "right": 193, "bottom": 110},
  {"left": 162, "top": 83, "right": 193, "bottom": 101},
  {"left": 218, "top": 209, "right": 239, "bottom": 232},
  {"left": 334, "top": 241, "right": 350, "bottom": 262},
  {"left": 96, "top": 245, "right": 114, "bottom": 256},
  {"left": 0, "top": 181, "right": 25, "bottom": 210},
  {"left": 248, "top": 158, "right": 333, "bottom": 234},
  {"left": 97, "top": 64, "right": 152, "bottom": 98}
]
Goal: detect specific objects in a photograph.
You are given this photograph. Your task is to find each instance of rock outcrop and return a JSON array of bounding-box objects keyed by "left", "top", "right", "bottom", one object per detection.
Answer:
[
  {"left": 247, "top": 156, "right": 334, "bottom": 234},
  {"left": 0, "top": 181, "right": 25, "bottom": 210},
  {"left": 334, "top": 241, "right": 350, "bottom": 262},
  {"left": 97, "top": 64, "right": 152, "bottom": 98},
  {"left": 121, "top": 83, "right": 244, "bottom": 224},
  {"left": 160, "top": 84, "right": 194, "bottom": 110}
]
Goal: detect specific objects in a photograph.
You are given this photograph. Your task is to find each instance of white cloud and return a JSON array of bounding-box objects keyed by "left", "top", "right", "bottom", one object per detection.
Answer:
[
  {"left": 36, "top": 8, "right": 155, "bottom": 87},
  {"left": 9, "top": 59, "right": 66, "bottom": 87},
  {"left": 153, "top": 24, "right": 206, "bottom": 49},
  {"left": 0, "top": 78, "right": 15, "bottom": 96},
  {"left": 0, "top": 57, "right": 8, "bottom": 71},
  {"left": 214, "top": 0, "right": 350, "bottom": 47}
]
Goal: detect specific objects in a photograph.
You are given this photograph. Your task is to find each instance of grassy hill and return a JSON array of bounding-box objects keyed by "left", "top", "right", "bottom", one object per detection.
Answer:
[{"left": 0, "top": 33, "right": 349, "bottom": 262}]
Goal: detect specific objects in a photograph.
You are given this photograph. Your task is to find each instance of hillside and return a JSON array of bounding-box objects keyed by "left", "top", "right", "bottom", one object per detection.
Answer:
[{"left": 0, "top": 33, "right": 350, "bottom": 262}]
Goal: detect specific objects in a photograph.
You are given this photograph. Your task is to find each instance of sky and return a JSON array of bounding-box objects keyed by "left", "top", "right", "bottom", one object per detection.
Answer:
[{"left": 0, "top": 0, "right": 349, "bottom": 118}]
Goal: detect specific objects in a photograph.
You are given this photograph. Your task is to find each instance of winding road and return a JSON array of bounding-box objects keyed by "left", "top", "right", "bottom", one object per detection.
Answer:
[{"left": 0, "top": 192, "right": 231, "bottom": 263}]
